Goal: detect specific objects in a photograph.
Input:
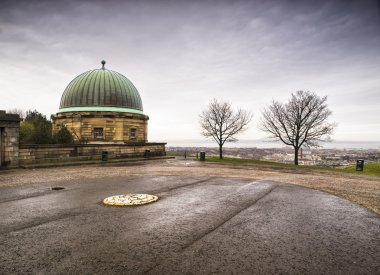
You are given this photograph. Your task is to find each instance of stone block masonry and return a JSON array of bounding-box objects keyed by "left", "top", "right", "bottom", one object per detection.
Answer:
[
  {"left": 52, "top": 111, "right": 148, "bottom": 143},
  {"left": 19, "top": 143, "right": 166, "bottom": 165},
  {"left": 0, "top": 110, "right": 21, "bottom": 168}
]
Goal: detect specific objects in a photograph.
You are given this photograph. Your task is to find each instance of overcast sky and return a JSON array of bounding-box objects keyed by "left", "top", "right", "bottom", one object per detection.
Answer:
[{"left": 1, "top": 0, "right": 379, "bottom": 142}]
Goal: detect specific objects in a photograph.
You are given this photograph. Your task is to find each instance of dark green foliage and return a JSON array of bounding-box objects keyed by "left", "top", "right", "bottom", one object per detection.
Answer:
[
  {"left": 19, "top": 121, "right": 34, "bottom": 144},
  {"left": 53, "top": 126, "right": 73, "bottom": 144},
  {"left": 33, "top": 122, "right": 52, "bottom": 144},
  {"left": 24, "top": 110, "right": 50, "bottom": 124},
  {"left": 20, "top": 110, "right": 53, "bottom": 144}
]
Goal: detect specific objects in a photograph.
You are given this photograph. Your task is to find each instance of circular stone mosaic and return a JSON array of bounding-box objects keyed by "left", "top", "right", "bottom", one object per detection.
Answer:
[{"left": 103, "top": 194, "right": 158, "bottom": 206}]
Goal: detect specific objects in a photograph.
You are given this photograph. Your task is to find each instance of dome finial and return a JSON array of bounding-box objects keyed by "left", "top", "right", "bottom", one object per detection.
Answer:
[{"left": 101, "top": 60, "right": 106, "bottom": 69}]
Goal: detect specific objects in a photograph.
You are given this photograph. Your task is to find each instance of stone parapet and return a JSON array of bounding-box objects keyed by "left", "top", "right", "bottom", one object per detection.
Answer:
[{"left": 19, "top": 143, "right": 166, "bottom": 165}]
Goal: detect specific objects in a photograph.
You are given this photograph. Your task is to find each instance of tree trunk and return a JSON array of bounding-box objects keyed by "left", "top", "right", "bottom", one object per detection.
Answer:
[
  {"left": 294, "top": 147, "right": 299, "bottom": 165},
  {"left": 219, "top": 144, "right": 223, "bottom": 159}
]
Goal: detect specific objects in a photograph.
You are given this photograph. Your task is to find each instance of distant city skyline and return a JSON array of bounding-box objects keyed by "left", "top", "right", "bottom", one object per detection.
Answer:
[{"left": 1, "top": 0, "right": 379, "bottom": 142}]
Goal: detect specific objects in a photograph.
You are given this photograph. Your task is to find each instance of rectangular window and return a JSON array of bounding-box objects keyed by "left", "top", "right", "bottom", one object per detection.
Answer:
[
  {"left": 130, "top": 128, "right": 137, "bottom": 140},
  {"left": 93, "top": 128, "right": 104, "bottom": 139}
]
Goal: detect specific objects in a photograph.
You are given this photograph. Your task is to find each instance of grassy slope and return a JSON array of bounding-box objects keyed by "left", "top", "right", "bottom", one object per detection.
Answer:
[
  {"left": 206, "top": 157, "right": 380, "bottom": 177},
  {"left": 342, "top": 162, "right": 380, "bottom": 177}
]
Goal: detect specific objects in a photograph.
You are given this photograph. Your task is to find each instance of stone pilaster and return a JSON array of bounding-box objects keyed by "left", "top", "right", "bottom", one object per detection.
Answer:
[{"left": 0, "top": 111, "right": 21, "bottom": 168}]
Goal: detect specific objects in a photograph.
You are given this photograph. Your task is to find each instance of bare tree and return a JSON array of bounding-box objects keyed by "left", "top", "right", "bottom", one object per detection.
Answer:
[
  {"left": 7, "top": 108, "right": 25, "bottom": 119},
  {"left": 200, "top": 99, "right": 252, "bottom": 159},
  {"left": 260, "top": 90, "right": 335, "bottom": 165}
]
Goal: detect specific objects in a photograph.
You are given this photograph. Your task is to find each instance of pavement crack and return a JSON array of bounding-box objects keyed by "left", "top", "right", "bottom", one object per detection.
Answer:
[
  {"left": 180, "top": 185, "right": 277, "bottom": 251},
  {"left": 144, "top": 185, "right": 277, "bottom": 275},
  {"left": 153, "top": 177, "right": 214, "bottom": 194},
  {"left": 0, "top": 212, "right": 81, "bottom": 235},
  {"left": 0, "top": 192, "right": 52, "bottom": 204}
]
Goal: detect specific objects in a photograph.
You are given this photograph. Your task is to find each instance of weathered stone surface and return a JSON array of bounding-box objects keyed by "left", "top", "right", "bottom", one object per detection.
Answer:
[
  {"left": 52, "top": 111, "right": 148, "bottom": 143},
  {"left": 0, "top": 111, "right": 20, "bottom": 168},
  {"left": 19, "top": 143, "right": 166, "bottom": 165}
]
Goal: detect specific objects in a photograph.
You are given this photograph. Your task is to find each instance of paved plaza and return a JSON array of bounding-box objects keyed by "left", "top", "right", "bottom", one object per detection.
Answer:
[{"left": 0, "top": 162, "right": 379, "bottom": 274}]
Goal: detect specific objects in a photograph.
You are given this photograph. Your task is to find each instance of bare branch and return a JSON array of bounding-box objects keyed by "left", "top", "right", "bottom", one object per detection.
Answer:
[
  {"left": 199, "top": 99, "right": 252, "bottom": 159},
  {"left": 260, "top": 90, "right": 336, "bottom": 165},
  {"left": 7, "top": 108, "right": 25, "bottom": 119}
]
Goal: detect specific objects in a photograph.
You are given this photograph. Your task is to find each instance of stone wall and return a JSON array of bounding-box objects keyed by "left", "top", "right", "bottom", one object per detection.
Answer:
[
  {"left": 52, "top": 111, "right": 148, "bottom": 143},
  {"left": 19, "top": 143, "right": 166, "bottom": 165},
  {"left": 0, "top": 111, "right": 20, "bottom": 168}
]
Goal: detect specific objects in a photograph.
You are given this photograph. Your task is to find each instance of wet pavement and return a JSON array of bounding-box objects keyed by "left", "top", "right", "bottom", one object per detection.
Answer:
[{"left": 0, "top": 175, "right": 379, "bottom": 274}]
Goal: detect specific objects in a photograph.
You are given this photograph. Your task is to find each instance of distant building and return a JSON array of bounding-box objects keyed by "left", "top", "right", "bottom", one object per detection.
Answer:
[{"left": 52, "top": 61, "right": 148, "bottom": 143}]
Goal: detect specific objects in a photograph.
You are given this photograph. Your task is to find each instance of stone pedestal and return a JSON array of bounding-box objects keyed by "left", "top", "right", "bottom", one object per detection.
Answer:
[{"left": 0, "top": 110, "right": 21, "bottom": 168}]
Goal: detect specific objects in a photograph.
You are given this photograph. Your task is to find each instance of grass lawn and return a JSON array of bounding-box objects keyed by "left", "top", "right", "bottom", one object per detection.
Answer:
[
  {"left": 206, "top": 156, "right": 380, "bottom": 177},
  {"left": 342, "top": 162, "right": 380, "bottom": 177}
]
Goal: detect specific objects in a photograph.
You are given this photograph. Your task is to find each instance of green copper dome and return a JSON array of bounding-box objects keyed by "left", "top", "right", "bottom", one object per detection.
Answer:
[{"left": 59, "top": 61, "right": 143, "bottom": 114}]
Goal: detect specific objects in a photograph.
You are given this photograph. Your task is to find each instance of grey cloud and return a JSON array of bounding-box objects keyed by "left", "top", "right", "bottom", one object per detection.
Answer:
[{"left": 0, "top": 0, "right": 379, "bottom": 141}]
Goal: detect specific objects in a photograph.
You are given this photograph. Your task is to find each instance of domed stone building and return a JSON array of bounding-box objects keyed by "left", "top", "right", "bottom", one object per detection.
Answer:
[
  {"left": 15, "top": 61, "right": 165, "bottom": 167},
  {"left": 52, "top": 61, "right": 148, "bottom": 143}
]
